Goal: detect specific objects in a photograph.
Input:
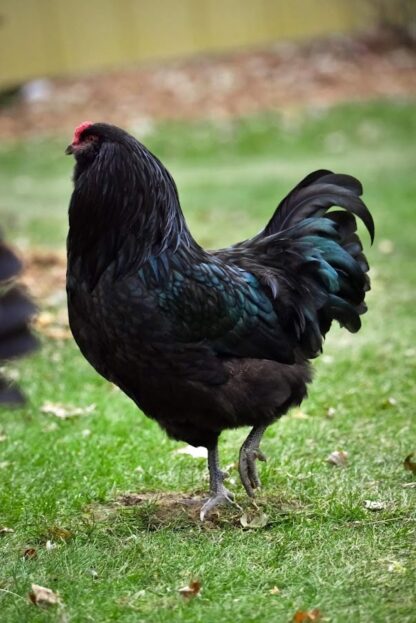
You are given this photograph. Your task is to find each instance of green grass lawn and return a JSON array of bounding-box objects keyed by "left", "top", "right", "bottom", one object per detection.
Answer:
[{"left": 0, "top": 101, "right": 415, "bottom": 622}]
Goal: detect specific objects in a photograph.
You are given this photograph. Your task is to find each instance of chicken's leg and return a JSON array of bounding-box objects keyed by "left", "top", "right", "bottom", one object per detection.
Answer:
[
  {"left": 200, "top": 445, "right": 240, "bottom": 521},
  {"left": 238, "top": 424, "right": 268, "bottom": 497}
]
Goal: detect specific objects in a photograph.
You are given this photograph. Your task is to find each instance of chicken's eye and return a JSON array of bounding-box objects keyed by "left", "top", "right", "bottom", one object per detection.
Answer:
[{"left": 84, "top": 134, "right": 98, "bottom": 143}]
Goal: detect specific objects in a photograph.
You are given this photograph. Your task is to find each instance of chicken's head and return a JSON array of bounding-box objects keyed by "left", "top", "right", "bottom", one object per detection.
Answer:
[{"left": 65, "top": 121, "right": 98, "bottom": 158}]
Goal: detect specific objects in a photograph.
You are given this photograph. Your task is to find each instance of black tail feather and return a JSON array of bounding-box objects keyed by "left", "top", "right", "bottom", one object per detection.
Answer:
[
  {"left": 265, "top": 171, "right": 374, "bottom": 244},
  {"left": 219, "top": 170, "right": 374, "bottom": 360}
]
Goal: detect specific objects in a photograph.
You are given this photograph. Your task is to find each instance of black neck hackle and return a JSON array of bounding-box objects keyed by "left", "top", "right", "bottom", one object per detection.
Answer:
[{"left": 67, "top": 125, "right": 195, "bottom": 286}]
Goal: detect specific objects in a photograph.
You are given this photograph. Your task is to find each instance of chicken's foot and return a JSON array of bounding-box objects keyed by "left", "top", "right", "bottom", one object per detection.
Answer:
[
  {"left": 238, "top": 424, "right": 268, "bottom": 497},
  {"left": 200, "top": 445, "right": 241, "bottom": 521}
]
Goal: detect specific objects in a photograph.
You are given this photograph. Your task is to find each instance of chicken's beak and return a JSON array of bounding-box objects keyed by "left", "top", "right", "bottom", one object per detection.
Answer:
[{"left": 65, "top": 144, "right": 74, "bottom": 155}]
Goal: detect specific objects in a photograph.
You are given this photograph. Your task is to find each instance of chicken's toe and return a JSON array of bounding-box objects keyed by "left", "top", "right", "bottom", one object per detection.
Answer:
[
  {"left": 239, "top": 447, "right": 267, "bottom": 497},
  {"left": 200, "top": 487, "right": 240, "bottom": 521}
]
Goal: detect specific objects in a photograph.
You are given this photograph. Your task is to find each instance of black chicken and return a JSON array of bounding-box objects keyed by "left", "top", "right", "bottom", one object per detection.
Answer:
[
  {"left": 66, "top": 122, "right": 374, "bottom": 519},
  {"left": 0, "top": 233, "right": 38, "bottom": 404}
]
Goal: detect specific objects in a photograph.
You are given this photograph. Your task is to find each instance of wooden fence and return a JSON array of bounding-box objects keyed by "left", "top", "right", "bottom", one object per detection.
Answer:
[{"left": 0, "top": 0, "right": 384, "bottom": 88}]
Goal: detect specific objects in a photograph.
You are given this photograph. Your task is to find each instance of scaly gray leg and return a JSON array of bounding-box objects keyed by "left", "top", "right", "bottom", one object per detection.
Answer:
[
  {"left": 200, "top": 445, "right": 240, "bottom": 521},
  {"left": 238, "top": 425, "right": 268, "bottom": 497}
]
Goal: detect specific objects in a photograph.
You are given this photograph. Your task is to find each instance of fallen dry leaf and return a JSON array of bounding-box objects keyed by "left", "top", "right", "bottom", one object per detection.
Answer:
[
  {"left": 364, "top": 500, "right": 387, "bottom": 511},
  {"left": 41, "top": 402, "right": 96, "bottom": 419},
  {"left": 404, "top": 453, "right": 416, "bottom": 474},
  {"left": 40, "top": 326, "right": 72, "bottom": 341},
  {"left": 48, "top": 526, "right": 74, "bottom": 541},
  {"left": 293, "top": 608, "right": 322, "bottom": 622},
  {"left": 0, "top": 526, "right": 14, "bottom": 534},
  {"left": 378, "top": 239, "right": 394, "bottom": 255},
  {"left": 291, "top": 409, "right": 309, "bottom": 420},
  {"left": 29, "top": 583, "right": 60, "bottom": 606},
  {"left": 178, "top": 579, "right": 201, "bottom": 599},
  {"left": 387, "top": 560, "right": 406, "bottom": 574},
  {"left": 326, "top": 450, "right": 348, "bottom": 467},
  {"left": 23, "top": 548, "right": 37, "bottom": 559},
  {"left": 269, "top": 586, "right": 281, "bottom": 595},
  {"left": 326, "top": 407, "right": 336, "bottom": 419},
  {"left": 45, "top": 540, "right": 56, "bottom": 551},
  {"left": 174, "top": 445, "right": 207, "bottom": 459},
  {"left": 35, "top": 311, "right": 55, "bottom": 327},
  {"left": 240, "top": 511, "right": 269, "bottom": 529}
]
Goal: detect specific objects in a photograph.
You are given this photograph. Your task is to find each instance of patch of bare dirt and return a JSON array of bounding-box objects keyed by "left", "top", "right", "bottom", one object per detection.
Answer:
[
  {"left": 0, "top": 27, "right": 415, "bottom": 141},
  {"left": 118, "top": 492, "right": 216, "bottom": 527},
  {"left": 118, "top": 491, "right": 204, "bottom": 508},
  {"left": 85, "top": 491, "right": 305, "bottom": 530}
]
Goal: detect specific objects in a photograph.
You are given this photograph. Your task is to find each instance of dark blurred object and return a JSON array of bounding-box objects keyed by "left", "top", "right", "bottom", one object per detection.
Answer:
[
  {"left": 0, "top": 233, "right": 38, "bottom": 405},
  {"left": 369, "top": 0, "right": 416, "bottom": 47},
  {"left": 0, "top": 85, "right": 20, "bottom": 110}
]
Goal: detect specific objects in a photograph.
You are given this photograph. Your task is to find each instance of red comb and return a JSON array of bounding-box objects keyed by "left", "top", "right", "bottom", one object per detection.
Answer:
[{"left": 72, "top": 121, "right": 94, "bottom": 144}]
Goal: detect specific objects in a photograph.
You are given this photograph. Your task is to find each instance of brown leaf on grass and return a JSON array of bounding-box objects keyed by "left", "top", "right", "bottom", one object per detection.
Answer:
[
  {"left": 35, "top": 311, "right": 55, "bottom": 327},
  {"left": 40, "top": 326, "right": 72, "bottom": 341},
  {"left": 0, "top": 526, "right": 14, "bottom": 534},
  {"left": 23, "top": 548, "right": 37, "bottom": 559},
  {"left": 404, "top": 453, "right": 416, "bottom": 474},
  {"left": 240, "top": 511, "right": 269, "bottom": 529},
  {"left": 48, "top": 526, "right": 74, "bottom": 541},
  {"left": 293, "top": 608, "right": 322, "bottom": 622},
  {"left": 178, "top": 579, "right": 201, "bottom": 599},
  {"left": 29, "top": 583, "right": 61, "bottom": 606},
  {"left": 269, "top": 586, "right": 281, "bottom": 595},
  {"left": 364, "top": 500, "right": 387, "bottom": 511},
  {"left": 41, "top": 402, "right": 96, "bottom": 419},
  {"left": 326, "top": 450, "right": 348, "bottom": 467}
]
